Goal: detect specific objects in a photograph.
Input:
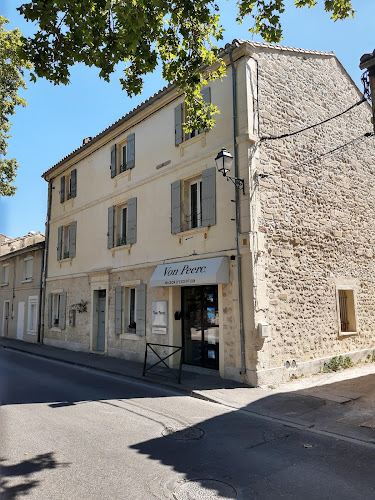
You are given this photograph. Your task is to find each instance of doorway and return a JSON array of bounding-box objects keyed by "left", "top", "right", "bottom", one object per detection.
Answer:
[
  {"left": 182, "top": 285, "right": 219, "bottom": 369},
  {"left": 17, "top": 301, "right": 25, "bottom": 340},
  {"left": 96, "top": 290, "right": 106, "bottom": 352},
  {"left": 2, "top": 301, "right": 10, "bottom": 337}
]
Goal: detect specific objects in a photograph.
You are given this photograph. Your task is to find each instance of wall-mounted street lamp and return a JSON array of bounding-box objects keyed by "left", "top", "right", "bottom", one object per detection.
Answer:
[
  {"left": 215, "top": 148, "right": 245, "bottom": 194},
  {"left": 360, "top": 49, "right": 375, "bottom": 133}
]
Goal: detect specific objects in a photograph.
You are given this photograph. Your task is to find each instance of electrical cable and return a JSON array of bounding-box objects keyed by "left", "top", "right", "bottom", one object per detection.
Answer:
[{"left": 260, "top": 97, "right": 367, "bottom": 142}]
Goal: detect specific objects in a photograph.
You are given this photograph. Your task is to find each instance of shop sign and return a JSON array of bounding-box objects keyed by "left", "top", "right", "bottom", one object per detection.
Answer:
[{"left": 150, "top": 257, "right": 229, "bottom": 287}]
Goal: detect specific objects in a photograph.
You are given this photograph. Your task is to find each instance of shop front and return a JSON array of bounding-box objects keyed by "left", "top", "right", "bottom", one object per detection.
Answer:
[{"left": 150, "top": 257, "right": 229, "bottom": 371}]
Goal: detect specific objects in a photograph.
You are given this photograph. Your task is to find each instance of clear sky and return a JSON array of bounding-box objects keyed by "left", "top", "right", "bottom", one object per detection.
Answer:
[{"left": 1, "top": 0, "right": 374, "bottom": 238}]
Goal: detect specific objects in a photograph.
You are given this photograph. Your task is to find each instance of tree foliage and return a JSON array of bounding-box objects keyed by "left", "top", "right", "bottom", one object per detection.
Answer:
[{"left": 0, "top": 16, "right": 32, "bottom": 196}]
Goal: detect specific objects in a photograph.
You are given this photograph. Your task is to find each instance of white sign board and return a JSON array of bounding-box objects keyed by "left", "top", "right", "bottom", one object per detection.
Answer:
[
  {"left": 152, "top": 301, "right": 168, "bottom": 327},
  {"left": 152, "top": 327, "right": 167, "bottom": 335},
  {"left": 150, "top": 257, "right": 229, "bottom": 287}
]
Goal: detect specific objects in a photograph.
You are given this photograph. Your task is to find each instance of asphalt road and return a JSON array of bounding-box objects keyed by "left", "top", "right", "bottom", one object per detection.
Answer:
[{"left": 1, "top": 348, "right": 375, "bottom": 499}]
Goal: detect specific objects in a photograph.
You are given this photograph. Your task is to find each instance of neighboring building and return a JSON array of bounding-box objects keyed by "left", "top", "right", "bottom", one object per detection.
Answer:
[
  {"left": 0, "top": 232, "right": 45, "bottom": 343},
  {"left": 41, "top": 40, "right": 375, "bottom": 386}
]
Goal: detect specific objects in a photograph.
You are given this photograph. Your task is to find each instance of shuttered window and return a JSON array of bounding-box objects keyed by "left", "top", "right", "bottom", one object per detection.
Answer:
[
  {"left": 57, "top": 222, "right": 77, "bottom": 260},
  {"left": 49, "top": 291, "right": 67, "bottom": 330},
  {"left": 174, "top": 87, "right": 211, "bottom": 145},
  {"left": 60, "top": 169, "right": 77, "bottom": 202},
  {"left": 108, "top": 198, "right": 137, "bottom": 249},
  {"left": 110, "top": 133, "right": 135, "bottom": 177},
  {"left": 115, "top": 284, "right": 145, "bottom": 335}
]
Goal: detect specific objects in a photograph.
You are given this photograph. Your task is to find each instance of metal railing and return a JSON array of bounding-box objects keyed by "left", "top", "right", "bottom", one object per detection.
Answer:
[{"left": 143, "top": 343, "right": 184, "bottom": 384}]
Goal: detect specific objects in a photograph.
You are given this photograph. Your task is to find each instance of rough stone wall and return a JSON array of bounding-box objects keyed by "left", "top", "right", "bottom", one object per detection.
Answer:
[{"left": 253, "top": 49, "right": 375, "bottom": 376}]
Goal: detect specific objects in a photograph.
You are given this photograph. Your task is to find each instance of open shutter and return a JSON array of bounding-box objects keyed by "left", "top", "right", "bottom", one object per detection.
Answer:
[
  {"left": 202, "top": 167, "right": 216, "bottom": 227},
  {"left": 200, "top": 87, "right": 211, "bottom": 133},
  {"left": 171, "top": 180, "right": 182, "bottom": 234},
  {"left": 110, "top": 144, "right": 117, "bottom": 178},
  {"left": 58, "top": 291, "right": 67, "bottom": 329},
  {"left": 60, "top": 176, "right": 65, "bottom": 203},
  {"left": 136, "top": 283, "right": 146, "bottom": 335},
  {"left": 115, "top": 286, "right": 123, "bottom": 334},
  {"left": 48, "top": 293, "right": 53, "bottom": 328},
  {"left": 69, "top": 221, "right": 77, "bottom": 258},
  {"left": 127, "top": 197, "right": 137, "bottom": 244},
  {"left": 107, "top": 206, "right": 115, "bottom": 249},
  {"left": 70, "top": 169, "right": 77, "bottom": 198},
  {"left": 174, "top": 104, "right": 183, "bottom": 146},
  {"left": 57, "top": 226, "right": 63, "bottom": 260},
  {"left": 126, "top": 133, "right": 135, "bottom": 169}
]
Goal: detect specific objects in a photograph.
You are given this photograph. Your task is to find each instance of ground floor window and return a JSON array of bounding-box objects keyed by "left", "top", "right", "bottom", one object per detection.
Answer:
[
  {"left": 27, "top": 296, "right": 38, "bottom": 334},
  {"left": 114, "top": 283, "right": 146, "bottom": 335},
  {"left": 338, "top": 288, "right": 357, "bottom": 334},
  {"left": 48, "top": 291, "right": 67, "bottom": 330}
]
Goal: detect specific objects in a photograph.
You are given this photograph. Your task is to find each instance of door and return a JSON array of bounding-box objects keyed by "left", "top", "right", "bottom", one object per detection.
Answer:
[
  {"left": 182, "top": 285, "right": 219, "bottom": 369},
  {"left": 2, "top": 302, "right": 9, "bottom": 337},
  {"left": 96, "top": 290, "right": 106, "bottom": 352},
  {"left": 17, "top": 301, "right": 25, "bottom": 340}
]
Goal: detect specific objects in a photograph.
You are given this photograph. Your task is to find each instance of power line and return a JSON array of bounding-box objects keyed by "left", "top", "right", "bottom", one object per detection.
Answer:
[{"left": 260, "top": 97, "right": 367, "bottom": 142}]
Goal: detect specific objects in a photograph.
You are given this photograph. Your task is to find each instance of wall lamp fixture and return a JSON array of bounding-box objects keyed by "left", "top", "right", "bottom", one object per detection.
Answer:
[{"left": 215, "top": 148, "right": 245, "bottom": 194}]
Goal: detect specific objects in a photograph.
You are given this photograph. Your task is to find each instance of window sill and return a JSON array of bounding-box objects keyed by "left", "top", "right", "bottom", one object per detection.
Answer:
[
  {"left": 119, "top": 333, "right": 140, "bottom": 340},
  {"left": 50, "top": 327, "right": 62, "bottom": 332},
  {"left": 0, "top": 283, "right": 9, "bottom": 287},
  {"left": 63, "top": 198, "right": 74, "bottom": 210},
  {"left": 339, "top": 331, "right": 358, "bottom": 337},
  {"left": 26, "top": 330, "right": 37, "bottom": 335},
  {"left": 178, "top": 131, "right": 206, "bottom": 156},
  {"left": 111, "top": 244, "right": 132, "bottom": 255},
  {"left": 114, "top": 169, "right": 132, "bottom": 186},
  {"left": 59, "top": 258, "right": 73, "bottom": 267},
  {"left": 21, "top": 279, "right": 33, "bottom": 284}
]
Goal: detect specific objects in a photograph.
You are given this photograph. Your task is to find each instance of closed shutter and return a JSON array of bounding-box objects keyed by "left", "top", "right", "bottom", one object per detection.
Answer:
[
  {"left": 115, "top": 286, "right": 123, "bottom": 334},
  {"left": 171, "top": 180, "right": 182, "bottom": 234},
  {"left": 57, "top": 226, "right": 63, "bottom": 260},
  {"left": 174, "top": 104, "right": 184, "bottom": 146},
  {"left": 69, "top": 221, "right": 77, "bottom": 258},
  {"left": 58, "top": 291, "right": 67, "bottom": 329},
  {"left": 107, "top": 206, "right": 115, "bottom": 249},
  {"left": 202, "top": 167, "right": 216, "bottom": 227},
  {"left": 126, "top": 197, "right": 137, "bottom": 244},
  {"left": 127, "top": 133, "right": 135, "bottom": 169},
  {"left": 60, "top": 176, "right": 65, "bottom": 203},
  {"left": 70, "top": 169, "right": 77, "bottom": 198},
  {"left": 48, "top": 293, "right": 53, "bottom": 328},
  {"left": 110, "top": 144, "right": 117, "bottom": 178},
  {"left": 136, "top": 283, "right": 146, "bottom": 335},
  {"left": 200, "top": 87, "right": 211, "bottom": 133}
]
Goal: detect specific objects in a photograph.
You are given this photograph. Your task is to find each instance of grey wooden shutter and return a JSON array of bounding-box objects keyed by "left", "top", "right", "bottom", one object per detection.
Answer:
[
  {"left": 202, "top": 167, "right": 216, "bottom": 227},
  {"left": 57, "top": 226, "right": 63, "bottom": 260},
  {"left": 107, "top": 206, "right": 115, "bottom": 249},
  {"left": 110, "top": 144, "right": 117, "bottom": 178},
  {"left": 70, "top": 169, "right": 77, "bottom": 198},
  {"left": 115, "top": 286, "right": 123, "bottom": 334},
  {"left": 171, "top": 180, "right": 182, "bottom": 234},
  {"left": 58, "top": 291, "right": 67, "bottom": 329},
  {"left": 127, "top": 133, "right": 135, "bottom": 169},
  {"left": 126, "top": 197, "right": 137, "bottom": 244},
  {"left": 69, "top": 221, "right": 77, "bottom": 258},
  {"left": 200, "top": 87, "right": 211, "bottom": 133},
  {"left": 60, "top": 176, "right": 65, "bottom": 203},
  {"left": 136, "top": 283, "right": 146, "bottom": 335},
  {"left": 174, "top": 104, "right": 183, "bottom": 146},
  {"left": 48, "top": 293, "right": 53, "bottom": 328}
]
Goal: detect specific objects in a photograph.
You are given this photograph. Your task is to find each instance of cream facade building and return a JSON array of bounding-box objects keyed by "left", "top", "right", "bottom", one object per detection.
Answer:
[
  {"left": 0, "top": 232, "right": 45, "bottom": 342},
  {"left": 41, "top": 40, "right": 375, "bottom": 386}
]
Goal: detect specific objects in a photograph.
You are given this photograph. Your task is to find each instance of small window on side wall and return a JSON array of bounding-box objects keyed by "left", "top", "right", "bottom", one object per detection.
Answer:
[
  {"left": 110, "top": 133, "right": 135, "bottom": 178},
  {"left": 337, "top": 288, "right": 357, "bottom": 334}
]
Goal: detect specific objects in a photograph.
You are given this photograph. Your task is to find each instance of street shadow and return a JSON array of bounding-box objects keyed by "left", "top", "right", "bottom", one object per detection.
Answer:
[{"left": 0, "top": 452, "right": 70, "bottom": 499}]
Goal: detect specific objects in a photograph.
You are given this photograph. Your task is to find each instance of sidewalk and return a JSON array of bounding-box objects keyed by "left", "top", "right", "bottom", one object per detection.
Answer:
[{"left": 2, "top": 337, "right": 375, "bottom": 446}]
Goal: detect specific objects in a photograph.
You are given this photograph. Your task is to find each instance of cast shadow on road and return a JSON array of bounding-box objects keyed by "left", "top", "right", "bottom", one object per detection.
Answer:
[{"left": 0, "top": 452, "right": 70, "bottom": 499}]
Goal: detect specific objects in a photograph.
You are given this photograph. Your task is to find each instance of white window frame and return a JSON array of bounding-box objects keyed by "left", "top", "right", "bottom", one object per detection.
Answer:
[
  {"left": 189, "top": 178, "right": 203, "bottom": 230},
  {"left": 27, "top": 295, "right": 38, "bottom": 334},
  {"left": 23, "top": 257, "right": 33, "bottom": 281},
  {"left": 1, "top": 264, "right": 9, "bottom": 285}
]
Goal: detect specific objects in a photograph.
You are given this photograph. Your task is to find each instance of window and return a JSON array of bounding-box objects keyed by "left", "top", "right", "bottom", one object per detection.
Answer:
[
  {"left": 110, "top": 133, "right": 135, "bottom": 178},
  {"left": 23, "top": 257, "right": 33, "bottom": 281},
  {"left": 27, "top": 296, "right": 38, "bottom": 334},
  {"left": 48, "top": 291, "right": 67, "bottom": 329},
  {"left": 174, "top": 87, "right": 211, "bottom": 146},
  {"left": 60, "top": 169, "right": 77, "bottom": 203},
  {"left": 337, "top": 288, "right": 357, "bottom": 334},
  {"left": 115, "top": 284, "right": 146, "bottom": 335},
  {"left": 107, "top": 198, "right": 137, "bottom": 249},
  {"left": 171, "top": 167, "right": 216, "bottom": 234},
  {"left": 1, "top": 264, "right": 9, "bottom": 285},
  {"left": 57, "top": 222, "right": 77, "bottom": 260}
]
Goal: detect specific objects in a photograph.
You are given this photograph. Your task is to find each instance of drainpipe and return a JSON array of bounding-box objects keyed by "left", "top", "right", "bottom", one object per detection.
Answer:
[
  {"left": 37, "top": 245, "right": 45, "bottom": 343},
  {"left": 226, "top": 43, "right": 246, "bottom": 375},
  {"left": 40, "top": 180, "right": 53, "bottom": 343}
]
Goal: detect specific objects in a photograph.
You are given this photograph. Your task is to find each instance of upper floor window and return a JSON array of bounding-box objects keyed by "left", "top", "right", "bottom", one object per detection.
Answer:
[
  {"left": 110, "top": 133, "right": 135, "bottom": 178},
  {"left": 171, "top": 167, "right": 216, "bottom": 234},
  {"left": 57, "top": 222, "right": 77, "bottom": 260},
  {"left": 174, "top": 87, "right": 211, "bottom": 146},
  {"left": 107, "top": 198, "right": 137, "bottom": 249},
  {"left": 60, "top": 169, "right": 77, "bottom": 203},
  {"left": 23, "top": 257, "right": 33, "bottom": 281},
  {"left": 1, "top": 264, "right": 9, "bottom": 285}
]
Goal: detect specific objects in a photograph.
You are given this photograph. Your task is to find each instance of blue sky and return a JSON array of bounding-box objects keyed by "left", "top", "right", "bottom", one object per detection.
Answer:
[{"left": 1, "top": 0, "right": 374, "bottom": 238}]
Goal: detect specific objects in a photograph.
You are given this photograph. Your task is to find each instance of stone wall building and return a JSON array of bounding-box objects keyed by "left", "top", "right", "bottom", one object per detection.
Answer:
[
  {"left": 41, "top": 40, "right": 375, "bottom": 386},
  {"left": 0, "top": 232, "right": 45, "bottom": 342}
]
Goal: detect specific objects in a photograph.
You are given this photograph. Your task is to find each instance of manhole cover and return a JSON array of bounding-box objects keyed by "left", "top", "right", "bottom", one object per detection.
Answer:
[
  {"left": 162, "top": 426, "right": 205, "bottom": 440},
  {"left": 174, "top": 479, "right": 237, "bottom": 499}
]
